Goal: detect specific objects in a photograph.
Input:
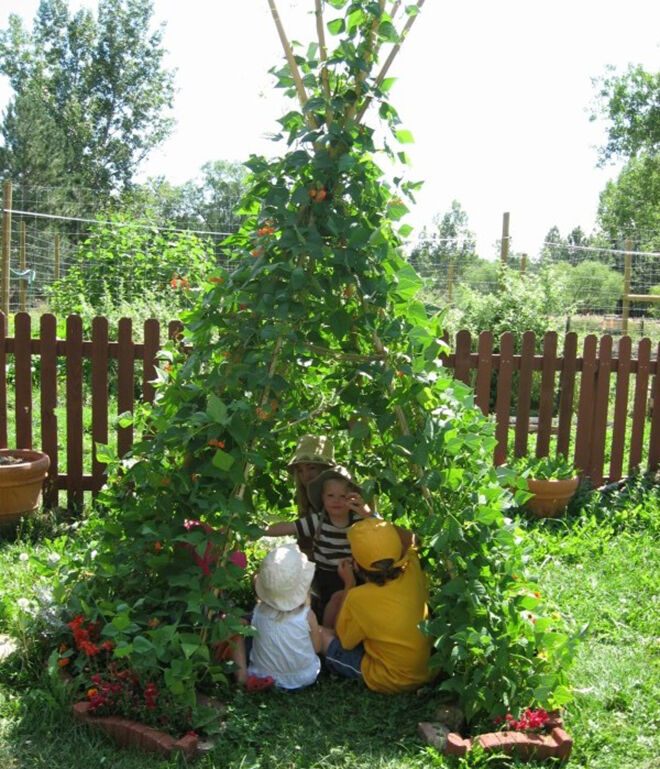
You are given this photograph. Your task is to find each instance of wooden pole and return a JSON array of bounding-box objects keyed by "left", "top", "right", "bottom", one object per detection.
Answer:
[
  {"left": 447, "top": 260, "right": 454, "bottom": 305},
  {"left": 19, "top": 221, "right": 26, "bottom": 312},
  {"left": 1, "top": 180, "right": 11, "bottom": 317},
  {"left": 622, "top": 238, "right": 632, "bottom": 335},
  {"left": 520, "top": 253, "right": 527, "bottom": 275},
  {"left": 54, "top": 233, "right": 61, "bottom": 281},
  {"left": 500, "top": 211, "right": 510, "bottom": 264}
]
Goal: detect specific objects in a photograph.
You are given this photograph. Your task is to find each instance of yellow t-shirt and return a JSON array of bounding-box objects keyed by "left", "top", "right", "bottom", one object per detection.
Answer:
[{"left": 335, "top": 549, "right": 432, "bottom": 693}]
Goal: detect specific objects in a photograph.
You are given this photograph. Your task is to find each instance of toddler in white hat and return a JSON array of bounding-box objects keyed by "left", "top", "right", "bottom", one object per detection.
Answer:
[{"left": 232, "top": 543, "right": 322, "bottom": 691}]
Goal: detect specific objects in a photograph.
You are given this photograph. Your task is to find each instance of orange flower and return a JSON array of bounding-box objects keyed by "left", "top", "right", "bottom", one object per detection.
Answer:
[
  {"left": 58, "top": 657, "right": 70, "bottom": 667},
  {"left": 160, "top": 478, "right": 170, "bottom": 486},
  {"left": 154, "top": 541, "right": 163, "bottom": 553},
  {"left": 209, "top": 276, "right": 223, "bottom": 284},
  {"left": 208, "top": 439, "right": 218, "bottom": 447},
  {"left": 316, "top": 188, "right": 327, "bottom": 202},
  {"left": 148, "top": 618, "right": 160, "bottom": 629},
  {"left": 397, "top": 370, "right": 404, "bottom": 377},
  {"left": 309, "top": 188, "right": 317, "bottom": 198},
  {"left": 217, "top": 440, "right": 225, "bottom": 449},
  {"left": 87, "top": 688, "right": 98, "bottom": 698},
  {"left": 251, "top": 248, "right": 263, "bottom": 257}
]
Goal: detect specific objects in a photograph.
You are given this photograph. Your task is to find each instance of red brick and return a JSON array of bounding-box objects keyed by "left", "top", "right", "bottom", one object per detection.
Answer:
[
  {"left": 444, "top": 733, "right": 472, "bottom": 757},
  {"left": 449, "top": 727, "right": 573, "bottom": 763},
  {"left": 71, "top": 699, "right": 198, "bottom": 759}
]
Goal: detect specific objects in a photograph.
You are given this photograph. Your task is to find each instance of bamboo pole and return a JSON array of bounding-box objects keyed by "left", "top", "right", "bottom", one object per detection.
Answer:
[
  {"left": 1, "top": 180, "right": 11, "bottom": 317},
  {"left": 356, "top": 0, "right": 426, "bottom": 124},
  {"left": 500, "top": 211, "right": 510, "bottom": 264},
  {"left": 314, "top": 0, "right": 331, "bottom": 105},
  {"left": 19, "top": 221, "right": 26, "bottom": 312},
  {"left": 54, "top": 233, "right": 61, "bottom": 281},
  {"left": 622, "top": 238, "right": 632, "bottom": 334},
  {"left": 267, "top": 0, "right": 318, "bottom": 128}
]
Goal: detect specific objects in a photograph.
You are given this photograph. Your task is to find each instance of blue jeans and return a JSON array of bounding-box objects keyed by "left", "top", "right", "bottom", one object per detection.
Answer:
[{"left": 325, "top": 638, "right": 365, "bottom": 680}]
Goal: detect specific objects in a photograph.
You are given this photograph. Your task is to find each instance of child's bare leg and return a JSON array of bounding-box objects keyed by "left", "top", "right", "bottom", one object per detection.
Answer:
[
  {"left": 231, "top": 635, "right": 249, "bottom": 684},
  {"left": 320, "top": 625, "right": 336, "bottom": 654},
  {"left": 322, "top": 589, "right": 346, "bottom": 628}
]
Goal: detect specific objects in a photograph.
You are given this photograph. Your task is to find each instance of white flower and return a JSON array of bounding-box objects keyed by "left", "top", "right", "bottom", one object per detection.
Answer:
[
  {"left": 47, "top": 552, "right": 61, "bottom": 564},
  {"left": 17, "top": 598, "right": 31, "bottom": 612},
  {"left": 19, "top": 553, "right": 29, "bottom": 562}
]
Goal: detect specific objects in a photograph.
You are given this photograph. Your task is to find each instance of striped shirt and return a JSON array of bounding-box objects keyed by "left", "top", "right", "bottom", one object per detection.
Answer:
[{"left": 294, "top": 511, "right": 360, "bottom": 572}]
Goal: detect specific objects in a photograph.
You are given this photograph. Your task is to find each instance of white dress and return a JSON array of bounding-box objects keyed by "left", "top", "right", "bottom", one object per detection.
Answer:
[{"left": 247, "top": 603, "right": 321, "bottom": 689}]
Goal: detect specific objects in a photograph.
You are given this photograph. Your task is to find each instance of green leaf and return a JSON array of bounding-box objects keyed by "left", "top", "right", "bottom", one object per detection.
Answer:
[
  {"left": 112, "top": 612, "right": 131, "bottom": 631},
  {"left": 327, "top": 18, "right": 345, "bottom": 35},
  {"left": 395, "top": 129, "right": 415, "bottom": 144},
  {"left": 212, "top": 449, "right": 235, "bottom": 471},
  {"left": 206, "top": 394, "right": 228, "bottom": 424},
  {"left": 132, "top": 635, "right": 155, "bottom": 654}
]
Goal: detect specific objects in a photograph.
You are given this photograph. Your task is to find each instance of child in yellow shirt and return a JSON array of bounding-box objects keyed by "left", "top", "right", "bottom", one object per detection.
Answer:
[{"left": 320, "top": 517, "right": 433, "bottom": 693}]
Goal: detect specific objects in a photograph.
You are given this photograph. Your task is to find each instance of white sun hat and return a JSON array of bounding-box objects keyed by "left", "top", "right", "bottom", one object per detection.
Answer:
[{"left": 254, "top": 543, "right": 316, "bottom": 612}]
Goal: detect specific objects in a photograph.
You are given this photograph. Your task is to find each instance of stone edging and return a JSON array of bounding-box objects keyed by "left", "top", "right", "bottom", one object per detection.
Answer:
[
  {"left": 418, "top": 713, "right": 573, "bottom": 762},
  {"left": 73, "top": 701, "right": 199, "bottom": 759}
]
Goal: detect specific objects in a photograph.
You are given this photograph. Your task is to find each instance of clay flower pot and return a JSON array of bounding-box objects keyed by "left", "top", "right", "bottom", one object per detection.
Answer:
[
  {"left": 525, "top": 476, "right": 579, "bottom": 518},
  {"left": 0, "top": 448, "right": 50, "bottom": 526}
]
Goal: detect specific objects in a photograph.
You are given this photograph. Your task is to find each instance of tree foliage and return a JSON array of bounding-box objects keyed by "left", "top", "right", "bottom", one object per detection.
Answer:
[
  {"left": 0, "top": 0, "right": 175, "bottom": 205},
  {"left": 44, "top": 1, "right": 578, "bottom": 732},
  {"left": 591, "top": 64, "right": 660, "bottom": 165}
]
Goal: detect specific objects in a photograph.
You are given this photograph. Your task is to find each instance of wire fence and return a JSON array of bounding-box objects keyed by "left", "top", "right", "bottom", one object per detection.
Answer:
[{"left": 2, "top": 183, "right": 660, "bottom": 322}]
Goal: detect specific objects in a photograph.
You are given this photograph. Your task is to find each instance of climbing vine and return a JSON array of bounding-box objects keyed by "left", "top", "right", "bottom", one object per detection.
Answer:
[{"left": 46, "top": 1, "right": 579, "bottom": 733}]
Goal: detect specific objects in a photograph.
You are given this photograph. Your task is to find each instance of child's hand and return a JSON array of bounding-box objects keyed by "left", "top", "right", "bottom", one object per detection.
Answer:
[
  {"left": 346, "top": 492, "right": 371, "bottom": 517},
  {"left": 337, "top": 557, "right": 356, "bottom": 589}
]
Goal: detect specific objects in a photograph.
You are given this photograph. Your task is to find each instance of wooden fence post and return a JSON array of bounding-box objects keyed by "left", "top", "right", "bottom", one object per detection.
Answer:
[
  {"left": 1, "top": 180, "right": 11, "bottom": 317},
  {"left": 621, "top": 238, "right": 632, "bottom": 334},
  {"left": 19, "top": 221, "right": 26, "bottom": 312},
  {"left": 54, "top": 233, "right": 61, "bottom": 281},
  {"left": 499, "top": 211, "right": 510, "bottom": 265},
  {"left": 447, "top": 260, "right": 454, "bottom": 305}
]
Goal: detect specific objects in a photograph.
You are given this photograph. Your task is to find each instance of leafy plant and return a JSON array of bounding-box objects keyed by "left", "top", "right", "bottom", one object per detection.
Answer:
[
  {"left": 511, "top": 453, "right": 578, "bottom": 481},
  {"left": 38, "top": 0, "right": 580, "bottom": 734},
  {"left": 47, "top": 213, "right": 213, "bottom": 316}
]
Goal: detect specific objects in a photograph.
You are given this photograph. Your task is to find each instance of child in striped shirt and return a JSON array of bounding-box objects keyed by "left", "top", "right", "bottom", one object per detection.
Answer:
[{"left": 265, "top": 466, "right": 374, "bottom": 624}]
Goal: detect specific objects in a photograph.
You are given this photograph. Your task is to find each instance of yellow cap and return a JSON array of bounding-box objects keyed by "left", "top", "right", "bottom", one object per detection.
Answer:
[{"left": 347, "top": 518, "right": 405, "bottom": 572}]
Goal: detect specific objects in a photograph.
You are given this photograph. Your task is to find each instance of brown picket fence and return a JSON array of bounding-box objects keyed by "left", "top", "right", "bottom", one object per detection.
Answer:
[{"left": 0, "top": 312, "right": 658, "bottom": 509}]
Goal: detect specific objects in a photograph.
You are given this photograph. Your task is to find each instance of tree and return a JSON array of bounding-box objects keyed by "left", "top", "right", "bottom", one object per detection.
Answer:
[
  {"left": 409, "top": 200, "right": 478, "bottom": 278},
  {"left": 591, "top": 64, "right": 660, "bottom": 165},
  {"left": 591, "top": 64, "right": 660, "bottom": 294},
  {"left": 0, "top": 0, "right": 175, "bottom": 208}
]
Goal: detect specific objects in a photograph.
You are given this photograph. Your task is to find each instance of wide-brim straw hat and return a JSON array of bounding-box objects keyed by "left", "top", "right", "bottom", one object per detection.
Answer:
[
  {"left": 286, "top": 434, "right": 335, "bottom": 472},
  {"left": 254, "top": 543, "right": 316, "bottom": 612},
  {"left": 306, "top": 465, "right": 363, "bottom": 513},
  {"left": 347, "top": 517, "right": 406, "bottom": 572}
]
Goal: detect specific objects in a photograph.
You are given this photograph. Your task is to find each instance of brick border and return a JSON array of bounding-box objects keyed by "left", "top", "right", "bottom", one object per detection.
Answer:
[
  {"left": 73, "top": 701, "right": 199, "bottom": 759},
  {"left": 418, "top": 713, "right": 573, "bottom": 763}
]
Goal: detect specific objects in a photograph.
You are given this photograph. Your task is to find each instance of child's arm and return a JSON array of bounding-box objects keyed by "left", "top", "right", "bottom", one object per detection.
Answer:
[
  {"left": 307, "top": 608, "right": 323, "bottom": 653},
  {"left": 264, "top": 521, "right": 297, "bottom": 537}
]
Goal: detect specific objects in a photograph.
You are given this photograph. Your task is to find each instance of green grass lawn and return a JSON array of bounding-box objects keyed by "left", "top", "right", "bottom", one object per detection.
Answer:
[{"left": 0, "top": 477, "right": 658, "bottom": 769}]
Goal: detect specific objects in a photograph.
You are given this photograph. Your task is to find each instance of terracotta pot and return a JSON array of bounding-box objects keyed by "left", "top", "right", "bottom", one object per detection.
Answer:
[
  {"left": 0, "top": 449, "right": 50, "bottom": 526},
  {"left": 525, "top": 476, "right": 579, "bottom": 517}
]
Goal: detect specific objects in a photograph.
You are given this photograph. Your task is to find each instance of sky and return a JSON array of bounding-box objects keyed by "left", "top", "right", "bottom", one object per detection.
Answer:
[{"left": 0, "top": 0, "right": 659, "bottom": 258}]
